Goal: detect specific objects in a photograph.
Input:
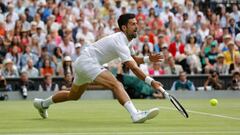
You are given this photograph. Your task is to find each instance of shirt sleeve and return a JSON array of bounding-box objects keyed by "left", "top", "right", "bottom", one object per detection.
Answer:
[{"left": 114, "top": 40, "right": 134, "bottom": 63}]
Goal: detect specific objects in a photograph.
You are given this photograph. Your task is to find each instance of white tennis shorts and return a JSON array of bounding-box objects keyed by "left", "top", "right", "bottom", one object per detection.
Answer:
[{"left": 73, "top": 53, "right": 106, "bottom": 86}]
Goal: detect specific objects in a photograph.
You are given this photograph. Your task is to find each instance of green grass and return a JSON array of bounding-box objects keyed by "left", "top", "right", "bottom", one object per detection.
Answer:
[{"left": 0, "top": 99, "right": 240, "bottom": 135}]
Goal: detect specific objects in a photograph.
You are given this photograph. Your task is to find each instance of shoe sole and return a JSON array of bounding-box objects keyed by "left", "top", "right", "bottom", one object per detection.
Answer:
[
  {"left": 133, "top": 116, "right": 148, "bottom": 123},
  {"left": 146, "top": 108, "right": 159, "bottom": 120}
]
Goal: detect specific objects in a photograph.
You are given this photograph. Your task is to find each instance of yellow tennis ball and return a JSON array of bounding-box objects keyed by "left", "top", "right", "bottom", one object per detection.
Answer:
[{"left": 210, "top": 99, "right": 218, "bottom": 106}]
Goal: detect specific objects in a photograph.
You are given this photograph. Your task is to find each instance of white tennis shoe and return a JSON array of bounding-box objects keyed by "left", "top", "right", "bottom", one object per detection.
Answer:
[
  {"left": 33, "top": 98, "right": 48, "bottom": 119},
  {"left": 131, "top": 108, "right": 159, "bottom": 123}
]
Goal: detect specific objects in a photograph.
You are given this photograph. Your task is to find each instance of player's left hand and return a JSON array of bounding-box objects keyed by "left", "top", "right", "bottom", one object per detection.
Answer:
[{"left": 149, "top": 53, "right": 164, "bottom": 62}]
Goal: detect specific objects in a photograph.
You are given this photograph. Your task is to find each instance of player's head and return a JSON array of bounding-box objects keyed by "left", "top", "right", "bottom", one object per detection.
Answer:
[{"left": 118, "top": 13, "right": 137, "bottom": 40}]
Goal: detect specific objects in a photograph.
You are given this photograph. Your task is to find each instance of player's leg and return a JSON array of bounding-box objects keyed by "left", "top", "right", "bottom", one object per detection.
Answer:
[
  {"left": 33, "top": 83, "right": 88, "bottom": 119},
  {"left": 51, "top": 83, "right": 89, "bottom": 103},
  {"left": 94, "top": 70, "right": 159, "bottom": 123}
]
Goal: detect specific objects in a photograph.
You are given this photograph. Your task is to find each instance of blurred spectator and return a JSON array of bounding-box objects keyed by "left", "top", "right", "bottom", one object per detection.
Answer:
[
  {"left": 40, "top": 58, "right": 55, "bottom": 76},
  {"left": 24, "top": 8, "right": 34, "bottom": 22},
  {"left": 185, "top": 34, "right": 202, "bottom": 74},
  {"left": 164, "top": 56, "right": 183, "bottom": 75},
  {"left": 32, "top": 25, "right": 46, "bottom": 47},
  {"left": 223, "top": 41, "right": 239, "bottom": 65},
  {"left": 213, "top": 53, "right": 229, "bottom": 75},
  {"left": 0, "top": 74, "right": 11, "bottom": 100},
  {"left": 0, "top": 37, "right": 7, "bottom": 61},
  {"left": 76, "top": 25, "right": 95, "bottom": 45},
  {"left": 154, "top": 0, "right": 164, "bottom": 17},
  {"left": 0, "top": 74, "right": 12, "bottom": 91},
  {"left": 39, "top": 73, "right": 59, "bottom": 91},
  {"left": 21, "top": 59, "right": 39, "bottom": 77},
  {"left": 198, "top": 22, "right": 209, "bottom": 41},
  {"left": 31, "top": 36, "right": 41, "bottom": 56},
  {"left": 72, "top": 17, "right": 83, "bottom": 43},
  {"left": 52, "top": 47, "right": 63, "bottom": 67},
  {"left": 20, "top": 46, "right": 38, "bottom": 67},
  {"left": 228, "top": 18, "right": 239, "bottom": 38},
  {"left": 15, "top": 71, "right": 36, "bottom": 99},
  {"left": 218, "top": 34, "right": 232, "bottom": 52},
  {"left": 139, "top": 26, "right": 156, "bottom": 45},
  {"left": 139, "top": 41, "right": 152, "bottom": 57},
  {"left": 186, "top": 25, "right": 202, "bottom": 45},
  {"left": 148, "top": 62, "right": 165, "bottom": 76},
  {"left": 6, "top": 4, "right": 19, "bottom": 23},
  {"left": 5, "top": 14, "right": 15, "bottom": 31},
  {"left": 60, "top": 73, "right": 73, "bottom": 90},
  {"left": 59, "top": 36, "right": 75, "bottom": 56},
  {"left": 204, "top": 41, "right": 219, "bottom": 73},
  {"left": 128, "top": 1, "right": 137, "bottom": 15},
  {"left": 168, "top": 31, "right": 185, "bottom": 58},
  {"left": 154, "top": 34, "right": 166, "bottom": 53},
  {"left": 56, "top": 56, "right": 73, "bottom": 76},
  {"left": 1, "top": 58, "right": 19, "bottom": 77},
  {"left": 71, "top": 43, "right": 82, "bottom": 62},
  {"left": 5, "top": 45, "right": 21, "bottom": 69},
  {"left": 229, "top": 54, "right": 240, "bottom": 74},
  {"left": 42, "top": 35, "right": 56, "bottom": 56},
  {"left": 171, "top": 71, "right": 196, "bottom": 91},
  {"left": 227, "top": 71, "right": 240, "bottom": 90},
  {"left": 138, "top": 36, "right": 153, "bottom": 54},
  {"left": 204, "top": 70, "right": 224, "bottom": 90}
]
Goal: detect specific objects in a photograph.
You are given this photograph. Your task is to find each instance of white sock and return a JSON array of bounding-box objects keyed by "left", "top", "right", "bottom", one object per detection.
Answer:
[
  {"left": 124, "top": 101, "right": 138, "bottom": 116},
  {"left": 42, "top": 96, "right": 54, "bottom": 108}
]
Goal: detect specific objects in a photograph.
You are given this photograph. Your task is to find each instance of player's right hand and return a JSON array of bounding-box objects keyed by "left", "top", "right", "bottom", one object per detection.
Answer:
[{"left": 151, "top": 80, "right": 163, "bottom": 90}]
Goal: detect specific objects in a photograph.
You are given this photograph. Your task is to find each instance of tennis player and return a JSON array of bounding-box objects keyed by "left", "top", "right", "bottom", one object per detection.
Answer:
[{"left": 33, "top": 13, "right": 167, "bottom": 123}]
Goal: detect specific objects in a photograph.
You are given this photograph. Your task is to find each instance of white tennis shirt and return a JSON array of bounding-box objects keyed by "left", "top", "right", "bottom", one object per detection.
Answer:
[{"left": 82, "top": 32, "right": 135, "bottom": 65}]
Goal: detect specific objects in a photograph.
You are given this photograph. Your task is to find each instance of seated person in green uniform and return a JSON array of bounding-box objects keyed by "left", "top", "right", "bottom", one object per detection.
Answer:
[
  {"left": 116, "top": 63, "right": 164, "bottom": 99},
  {"left": 171, "top": 71, "right": 196, "bottom": 91}
]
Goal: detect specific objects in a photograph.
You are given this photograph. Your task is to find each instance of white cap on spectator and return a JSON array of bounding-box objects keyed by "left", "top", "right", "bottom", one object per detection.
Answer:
[
  {"left": 64, "top": 56, "right": 72, "bottom": 62},
  {"left": 130, "top": 1, "right": 136, "bottom": 5},
  {"left": 3, "top": 58, "right": 13, "bottom": 65},
  {"left": 162, "top": 43, "right": 168, "bottom": 48},
  {"left": 75, "top": 43, "right": 82, "bottom": 48},
  {"left": 223, "top": 34, "right": 231, "bottom": 39},
  {"left": 31, "top": 21, "right": 37, "bottom": 26},
  {"left": 217, "top": 53, "right": 224, "bottom": 59}
]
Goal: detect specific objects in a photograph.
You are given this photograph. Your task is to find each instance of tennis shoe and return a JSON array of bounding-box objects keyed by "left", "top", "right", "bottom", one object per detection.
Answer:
[
  {"left": 132, "top": 108, "right": 159, "bottom": 123},
  {"left": 33, "top": 98, "right": 48, "bottom": 119}
]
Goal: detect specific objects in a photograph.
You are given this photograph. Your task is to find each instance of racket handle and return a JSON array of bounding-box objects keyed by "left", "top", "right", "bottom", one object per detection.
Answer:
[{"left": 158, "top": 86, "right": 170, "bottom": 99}]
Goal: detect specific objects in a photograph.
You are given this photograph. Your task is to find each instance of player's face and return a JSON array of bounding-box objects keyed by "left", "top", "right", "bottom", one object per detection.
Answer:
[{"left": 126, "top": 18, "right": 138, "bottom": 40}]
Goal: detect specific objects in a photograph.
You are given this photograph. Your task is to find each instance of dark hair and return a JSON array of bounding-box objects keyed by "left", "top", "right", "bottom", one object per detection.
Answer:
[
  {"left": 117, "top": 13, "right": 135, "bottom": 31},
  {"left": 142, "top": 44, "right": 151, "bottom": 56},
  {"left": 187, "top": 35, "right": 197, "bottom": 44}
]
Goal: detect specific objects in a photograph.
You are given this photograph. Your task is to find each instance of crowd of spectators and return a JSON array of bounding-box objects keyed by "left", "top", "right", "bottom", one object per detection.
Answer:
[{"left": 0, "top": 0, "right": 240, "bottom": 94}]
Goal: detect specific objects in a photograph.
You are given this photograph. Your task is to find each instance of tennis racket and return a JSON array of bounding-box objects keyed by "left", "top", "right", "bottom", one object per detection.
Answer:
[{"left": 158, "top": 86, "right": 189, "bottom": 118}]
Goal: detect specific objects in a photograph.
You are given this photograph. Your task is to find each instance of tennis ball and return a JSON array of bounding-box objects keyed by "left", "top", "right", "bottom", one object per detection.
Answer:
[{"left": 210, "top": 99, "right": 218, "bottom": 106}]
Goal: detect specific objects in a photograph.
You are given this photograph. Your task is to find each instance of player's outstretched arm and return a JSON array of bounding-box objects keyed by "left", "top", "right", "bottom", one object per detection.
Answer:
[
  {"left": 124, "top": 60, "right": 169, "bottom": 97},
  {"left": 132, "top": 53, "right": 163, "bottom": 65}
]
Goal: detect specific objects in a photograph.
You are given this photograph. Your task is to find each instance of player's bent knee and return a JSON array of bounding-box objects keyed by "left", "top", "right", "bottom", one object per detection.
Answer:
[{"left": 111, "top": 81, "right": 124, "bottom": 92}]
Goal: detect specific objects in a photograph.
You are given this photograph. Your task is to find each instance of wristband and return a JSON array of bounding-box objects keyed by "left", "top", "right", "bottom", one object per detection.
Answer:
[
  {"left": 143, "top": 56, "right": 150, "bottom": 63},
  {"left": 145, "top": 76, "right": 154, "bottom": 86}
]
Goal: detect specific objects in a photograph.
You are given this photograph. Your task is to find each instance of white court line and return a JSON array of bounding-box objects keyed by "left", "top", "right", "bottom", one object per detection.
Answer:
[
  {"left": 4, "top": 131, "right": 240, "bottom": 135},
  {"left": 158, "top": 106, "right": 240, "bottom": 121}
]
